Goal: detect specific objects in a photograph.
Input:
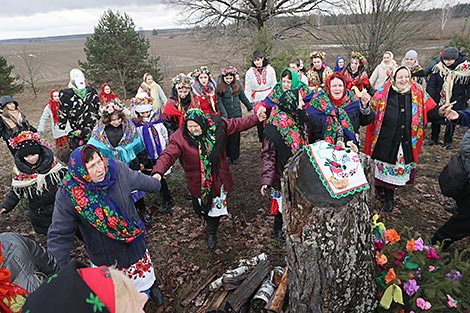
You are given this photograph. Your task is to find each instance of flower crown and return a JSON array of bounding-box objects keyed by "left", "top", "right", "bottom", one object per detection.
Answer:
[
  {"left": 192, "top": 66, "right": 212, "bottom": 77},
  {"left": 171, "top": 73, "right": 192, "bottom": 89},
  {"left": 99, "top": 99, "right": 124, "bottom": 117},
  {"left": 130, "top": 94, "right": 153, "bottom": 107},
  {"left": 221, "top": 66, "right": 238, "bottom": 76},
  {"left": 310, "top": 51, "right": 325, "bottom": 59},
  {"left": 351, "top": 51, "right": 367, "bottom": 64},
  {"left": 8, "top": 131, "right": 46, "bottom": 149}
]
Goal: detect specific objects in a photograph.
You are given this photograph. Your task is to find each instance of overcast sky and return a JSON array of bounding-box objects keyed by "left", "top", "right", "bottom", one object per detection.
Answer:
[{"left": 0, "top": 1, "right": 182, "bottom": 40}]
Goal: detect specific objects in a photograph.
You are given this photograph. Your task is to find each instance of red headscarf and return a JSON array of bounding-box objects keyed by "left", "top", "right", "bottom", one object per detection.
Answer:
[
  {"left": 47, "top": 89, "right": 60, "bottom": 124},
  {"left": 99, "top": 82, "right": 119, "bottom": 105},
  {"left": 324, "top": 73, "right": 347, "bottom": 107}
]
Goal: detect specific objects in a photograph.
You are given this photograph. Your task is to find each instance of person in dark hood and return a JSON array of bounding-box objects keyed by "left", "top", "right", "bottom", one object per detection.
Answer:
[
  {"left": 425, "top": 47, "right": 470, "bottom": 149},
  {"left": 0, "top": 131, "right": 67, "bottom": 234}
]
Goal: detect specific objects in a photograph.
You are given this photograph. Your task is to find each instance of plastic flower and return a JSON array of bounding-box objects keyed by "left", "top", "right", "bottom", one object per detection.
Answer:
[
  {"left": 406, "top": 239, "right": 416, "bottom": 252},
  {"left": 385, "top": 268, "right": 398, "bottom": 284},
  {"left": 403, "top": 279, "right": 419, "bottom": 297},
  {"left": 428, "top": 265, "right": 436, "bottom": 272},
  {"left": 414, "top": 237, "right": 424, "bottom": 251},
  {"left": 416, "top": 297, "right": 432, "bottom": 310},
  {"left": 446, "top": 270, "right": 462, "bottom": 282},
  {"left": 385, "top": 229, "right": 401, "bottom": 244},
  {"left": 425, "top": 248, "right": 441, "bottom": 260},
  {"left": 446, "top": 294, "right": 458, "bottom": 308},
  {"left": 376, "top": 251, "right": 388, "bottom": 266}
]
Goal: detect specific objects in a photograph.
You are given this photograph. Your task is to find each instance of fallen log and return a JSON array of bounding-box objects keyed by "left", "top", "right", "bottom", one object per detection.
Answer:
[
  {"left": 224, "top": 261, "right": 271, "bottom": 312},
  {"left": 181, "top": 272, "right": 219, "bottom": 307}
]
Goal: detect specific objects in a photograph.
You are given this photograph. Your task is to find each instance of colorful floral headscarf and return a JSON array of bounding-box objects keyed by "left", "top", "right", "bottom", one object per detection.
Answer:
[
  {"left": 183, "top": 109, "right": 223, "bottom": 213},
  {"left": 0, "top": 246, "right": 29, "bottom": 313},
  {"left": 61, "top": 145, "right": 145, "bottom": 242}
]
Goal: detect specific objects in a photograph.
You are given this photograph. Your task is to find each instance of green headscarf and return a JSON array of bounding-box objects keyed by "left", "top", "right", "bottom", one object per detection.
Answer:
[{"left": 269, "top": 68, "right": 307, "bottom": 105}]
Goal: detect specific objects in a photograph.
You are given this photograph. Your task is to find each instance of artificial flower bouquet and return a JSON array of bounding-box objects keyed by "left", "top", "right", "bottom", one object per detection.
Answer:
[{"left": 373, "top": 215, "right": 470, "bottom": 312}]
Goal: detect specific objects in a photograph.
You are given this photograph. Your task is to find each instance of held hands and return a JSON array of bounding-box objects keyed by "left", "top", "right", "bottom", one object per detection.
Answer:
[
  {"left": 0, "top": 208, "right": 6, "bottom": 214},
  {"left": 256, "top": 106, "right": 267, "bottom": 122},
  {"left": 439, "top": 101, "right": 459, "bottom": 120},
  {"left": 360, "top": 92, "right": 371, "bottom": 107},
  {"left": 152, "top": 173, "right": 162, "bottom": 181}
]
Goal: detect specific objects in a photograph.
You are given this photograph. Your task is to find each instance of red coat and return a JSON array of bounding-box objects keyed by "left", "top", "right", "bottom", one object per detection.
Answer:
[
  {"left": 153, "top": 114, "right": 259, "bottom": 197},
  {"left": 193, "top": 92, "right": 218, "bottom": 115}
]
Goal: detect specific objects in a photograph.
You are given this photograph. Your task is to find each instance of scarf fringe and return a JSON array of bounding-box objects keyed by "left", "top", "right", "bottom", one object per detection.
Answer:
[{"left": 12, "top": 163, "right": 64, "bottom": 198}]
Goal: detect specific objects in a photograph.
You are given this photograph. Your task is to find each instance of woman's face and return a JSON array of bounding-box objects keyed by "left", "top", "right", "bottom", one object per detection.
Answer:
[
  {"left": 85, "top": 152, "right": 106, "bottom": 183},
  {"left": 186, "top": 120, "right": 202, "bottom": 136},
  {"left": 395, "top": 68, "right": 410, "bottom": 89},
  {"left": 104, "top": 85, "right": 111, "bottom": 94},
  {"left": 253, "top": 57, "right": 264, "bottom": 68},
  {"left": 329, "top": 77, "right": 345, "bottom": 100},
  {"left": 6, "top": 102, "right": 16, "bottom": 110},
  {"left": 145, "top": 75, "right": 153, "bottom": 85},
  {"left": 52, "top": 91, "right": 60, "bottom": 101},
  {"left": 383, "top": 53, "right": 391, "bottom": 64},
  {"left": 223, "top": 75, "right": 234, "bottom": 85},
  {"left": 404, "top": 58, "right": 415, "bottom": 67},
  {"left": 24, "top": 154, "right": 39, "bottom": 165},
  {"left": 443, "top": 59, "right": 456, "bottom": 67},
  {"left": 289, "top": 63, "right": 300, "bottom": 73},
  {"left": 338, "top": 59, "right": 345, "bottom": 68},
  {"left": 312, "top": 58, "right": 323, "bottom": 70},
  {"left": 350, "top": 58, "right": 360, "bottom": 72},
  {"left": 198, "top": 73, "right": 209, "bottom": 86},
  {"left": 281, "top": 76, "right": 292, "bottom": 91},
  {"left": 177, "top": 87, "right": 190, "bottom": 98},
  {"left": 109, "top": 113, "right": 122, "bottom": 128}
]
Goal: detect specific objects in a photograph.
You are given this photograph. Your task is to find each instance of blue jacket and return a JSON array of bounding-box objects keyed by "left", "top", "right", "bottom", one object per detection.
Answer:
[{"left": 47, "top": 161, "right": 160, "bottom": 268}]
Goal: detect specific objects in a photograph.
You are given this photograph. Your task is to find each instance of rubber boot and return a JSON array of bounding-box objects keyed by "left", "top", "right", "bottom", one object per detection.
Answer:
[
  {"left": 149, "top": 282, "right": 164, "bottom": 307},
  {"left": 383, "top": 188, "right": 394, "bottom": 212},
  {"left": 273, "top": 213, "right": 285, "bottom": 242},
  {"left": 206, "top": 216, "right": 220, "bottom": 250},
  {"left": 135, "top": 198, "right": 153, "bottom": 227}
]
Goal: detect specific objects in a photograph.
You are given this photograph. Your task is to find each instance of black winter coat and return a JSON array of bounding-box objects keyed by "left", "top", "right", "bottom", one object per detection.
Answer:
[
  {"left": 217, "top": 82, "right": 253, "bottom": 118},
  {"left": 0, "top": 232, "right": 59, "bottom": 292},
  {"left": 0, "top": 112, "right": 36, "bottom": 155},
  {"left": 58, "top": 87, "right": 99, "bottom": 132}
]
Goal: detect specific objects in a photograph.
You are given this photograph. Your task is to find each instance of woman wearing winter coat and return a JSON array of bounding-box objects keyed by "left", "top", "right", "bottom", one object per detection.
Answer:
[
  {"left": 58, "top": 68, "right": 99, "bottom": 138},
  {"left": 401, "top": 50, "right": 427, "bottom": 85},
  {"left": 152, "top": 108, "right": 267, "bottom": 250},
  {"left": 98, "top": 82, "right": 119, "bottom": 105},
  {"left": 307, "top": 51, "right": 333, "bottom": 91},
  {"left": 306, "top": 72, "right": 373, "bottom": 145},
  {"left": 0, "top": 95, "right": 37, "bottom": 156},
  {"left": 425, "top": 47, "right": 470, "bottom": 149},
  {"left": 0, "top": 131, "right": 67, "bottom": 234},
  {"left": 364, "top": 66, "right": 439, "bottom": 213},
  {"left": 191, "top": 66, "right": 218, "bottom": 115},
  {"left": 216, "top": 66, "right": 253, "bottom": 164},
  {"left": 261, "top": 89, "right": 309, "bottom": 241},
  {"left": 370, "top": 51, "right": 398, "bottom": 90},
  {"left": 37, "top": 89, "right": 72, "bottom": 149},
  {"left": 137, "top": 73, "right": 167, "bottom": 115},
  {"left": 47, "top": 145, "right": 165, "bottom": 308},
  {"left": 341, "top": 51, "right": 375, "bottom": 96},
  {"left": 163, "top": 73, "right": 195, "bottom": 136}
]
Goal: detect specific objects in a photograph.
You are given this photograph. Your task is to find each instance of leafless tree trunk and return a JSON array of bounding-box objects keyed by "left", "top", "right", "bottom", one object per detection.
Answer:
[
  {"left": 441, "top": 1, "right": 455, "bottom": 32},
  {"left": 283, "top": 151, "right": 377, "bottom": 312},
  {"left": 18, "top": 48, "right": 41, "bottom": 97},
  {"left": 330, "top": 0, "right": 429, "bottom": 69}
]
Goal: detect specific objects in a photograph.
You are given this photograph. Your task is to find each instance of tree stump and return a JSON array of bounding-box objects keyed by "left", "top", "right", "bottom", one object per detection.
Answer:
[{"left": 283, "top": 149, "right": 377, "bottom": 312}]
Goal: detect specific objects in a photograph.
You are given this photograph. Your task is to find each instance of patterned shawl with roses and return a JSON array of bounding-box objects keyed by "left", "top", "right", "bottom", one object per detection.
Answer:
[
  {"left": 308, "top": 89, "right": 358, "bottom": 144},
  {"left": 61, "top": 146, "right": 145, "bottom": 242},
  {"left": 264, "top": 89, "right": 308, "bottom": 166}
]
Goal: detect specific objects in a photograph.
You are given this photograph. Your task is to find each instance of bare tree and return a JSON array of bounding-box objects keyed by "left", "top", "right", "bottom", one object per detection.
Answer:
[
  {"left": 17, "top": 49, "right": 41, "bottom": 97},
  {"left": 441, "top": 0, "right": 455, "bottom": 32},
  {"left": 166, "top": 0, "right": 334, "bottom": 31},
  {"left": 330, "top": 0, "right": 429, "bottom": 69}
]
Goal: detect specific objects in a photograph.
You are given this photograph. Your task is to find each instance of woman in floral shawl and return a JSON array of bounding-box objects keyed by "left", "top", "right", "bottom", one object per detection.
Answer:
[
  {"left": 261, "top": 89, "right": 309, "bottom": 241},
  {"left": 152, "top": 108, "right": 266, "bottom": 250},
  {"left": 87, "top": 99, "right": 153, "bottom": 227},
  {"left": 364, "top": 66, "right": 439, "bottom": 212},
  {"left": 47, "top": 145, "right": 165, "bottom": 308},
  {"left": 306, "top": 72, "right": 373, "bottom": 145},
  {"left": 307, "top": 51, "right": 333, "bottom": 91}
]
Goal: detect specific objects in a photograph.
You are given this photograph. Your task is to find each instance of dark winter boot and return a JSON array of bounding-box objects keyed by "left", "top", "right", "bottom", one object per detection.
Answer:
[
  {"left": 273, "top": 214, "right": 285, "bottom": 242},
  {"left": 383, "top": 188, "right": 394, "bottom": 212},
  {"left": 375, "top": 185, "right": 385, "bottom": 200},
  {"left": 159, "top": 179, "right": 174, "bottom": 214},
  {"left": 159, "top": 198, "right": 174, "bottom": 214},
  {"left": 135, "top": 198, "right": 153, "bottom": 227},
  {"left": 149, "top": 282, "right": 164, "bottom": 307},
  {"left": 206, "top": 216, "right": 220, "bottom": 250}
]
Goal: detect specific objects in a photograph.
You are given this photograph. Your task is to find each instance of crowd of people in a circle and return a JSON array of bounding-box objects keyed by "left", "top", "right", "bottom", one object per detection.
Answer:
[{"left": 0, "top": 46, "right": 469, "bottom": 312}]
